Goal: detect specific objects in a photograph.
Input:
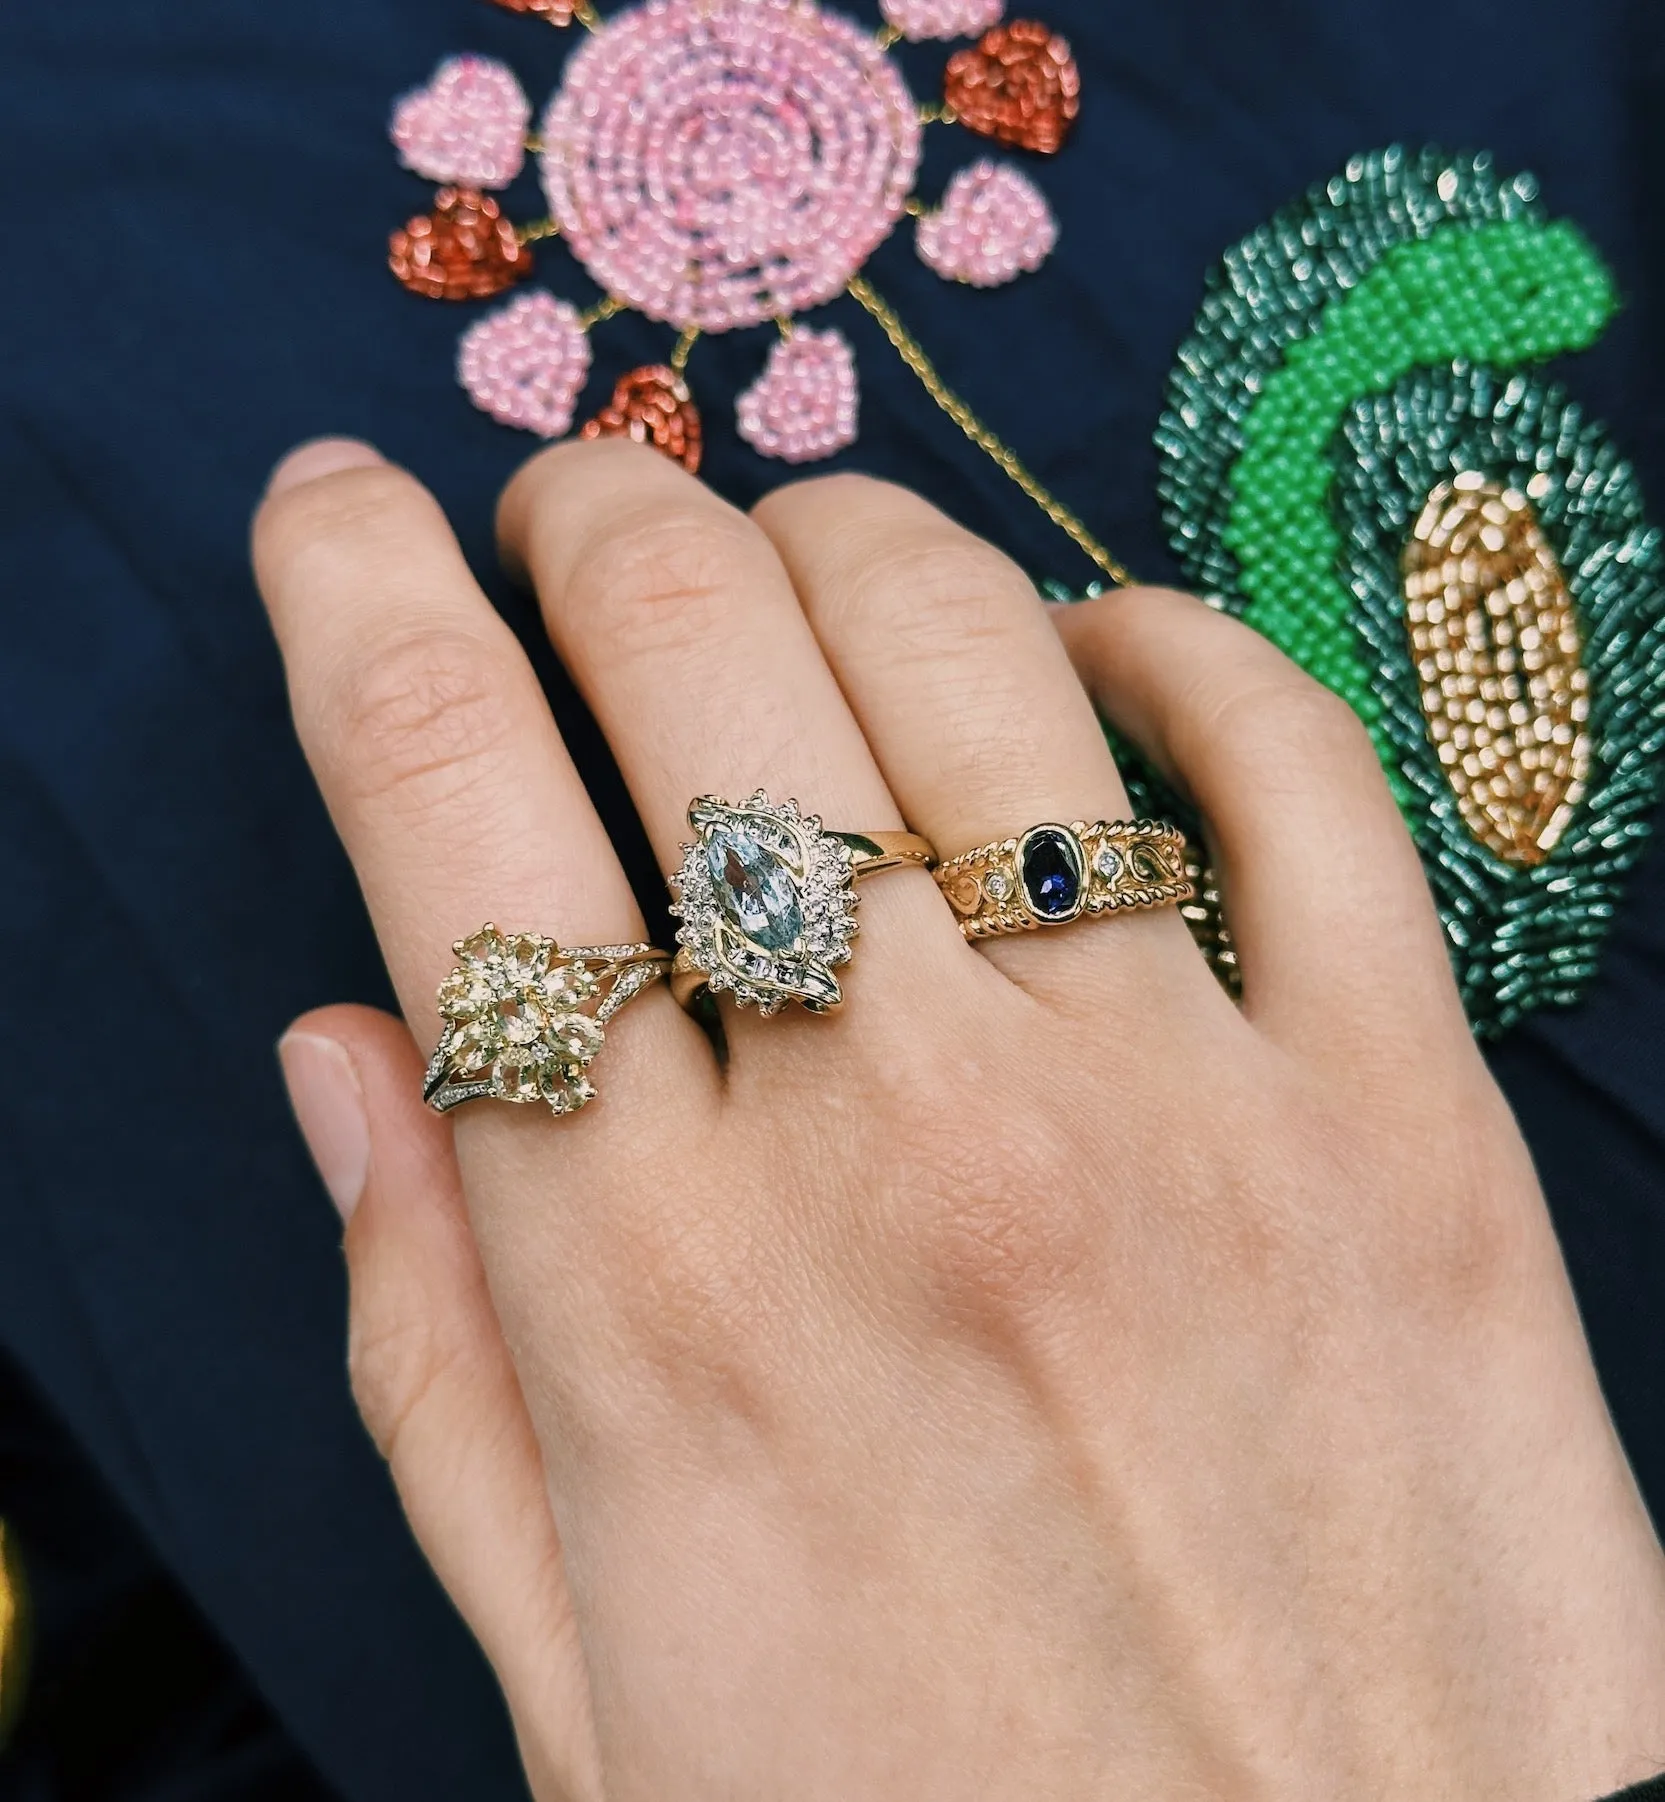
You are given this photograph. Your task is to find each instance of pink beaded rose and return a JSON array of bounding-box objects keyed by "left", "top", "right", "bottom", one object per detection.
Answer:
[
  {"left": 881, "top": 0, "right": 1006, "bottom": 41},
  {"left": 917, "top": 160, "right": 1057, "bottom": 286},
  {"left": 388, "top": 0, "right": 1077, "bottom": 469},
  {"left": 540, "top": 0, "right": 921, "bottom": 331},
  {"left": 391, "top": 56, "right": 530, "bottom": 190},
  {"left": 457, "top": 291, "right": 591, "bottom": 437}
]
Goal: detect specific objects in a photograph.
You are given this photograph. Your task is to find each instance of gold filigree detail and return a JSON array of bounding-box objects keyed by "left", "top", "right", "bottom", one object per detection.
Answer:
[{"left": 935, "top": 820, "right": 1193, "bottom": 939}]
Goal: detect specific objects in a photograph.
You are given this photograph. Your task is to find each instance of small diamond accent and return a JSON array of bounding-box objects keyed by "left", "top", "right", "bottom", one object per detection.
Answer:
[
  {"left": 984, "top": 870, "right": 1013, "bottom": 902},
  {"left": 1093, "top": 846, "right": 1124, "bottom": 882}
]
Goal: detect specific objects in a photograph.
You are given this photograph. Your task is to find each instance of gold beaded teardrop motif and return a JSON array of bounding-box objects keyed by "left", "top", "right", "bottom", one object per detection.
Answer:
[{"left": 1401, "top": 474, "right": 1590, "bottom": 868}]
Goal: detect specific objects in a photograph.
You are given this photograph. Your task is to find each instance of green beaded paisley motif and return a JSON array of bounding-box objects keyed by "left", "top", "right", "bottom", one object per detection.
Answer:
[{"left": 1153, "top": 146, "right": 1665, "bottom": 1034}]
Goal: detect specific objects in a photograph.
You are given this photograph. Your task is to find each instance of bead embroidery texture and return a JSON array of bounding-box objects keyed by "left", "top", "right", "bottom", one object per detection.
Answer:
[
  {"left": 387, "top": 4, "right": 1074, "bottom": 459},
  {"left": 384, "top": 0, "right": 1110, "bottom": 575},
  {"left": 1156, "top": 147, "right": 1665, "bottom": 1034}
]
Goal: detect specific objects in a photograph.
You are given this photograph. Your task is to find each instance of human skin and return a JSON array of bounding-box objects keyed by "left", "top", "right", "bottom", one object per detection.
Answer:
[{"left": 257, "top": 434, "right": 1665, "bottom": 1801}]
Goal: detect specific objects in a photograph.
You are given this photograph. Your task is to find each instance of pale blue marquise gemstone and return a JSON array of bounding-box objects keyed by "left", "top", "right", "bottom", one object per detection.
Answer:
[{"left": 704, "top": 826, "right": 803, "bottom": 953}]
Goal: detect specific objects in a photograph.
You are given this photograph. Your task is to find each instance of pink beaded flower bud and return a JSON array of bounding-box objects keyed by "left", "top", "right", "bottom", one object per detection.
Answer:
[
  {"left": 917, "top": 160, "right": 1057, "bottom": 286},
  {"left": 736, "top": 329, "right": 859, "bottom": 463},
  {"left": 391, "top": 56, "right": 531, "bottom": 189},
  {"left": 881, "top": 0, "right": 1006, "bottom": 41},
  {"left": 457, "top": 291, "right": 591, "bottom": 437}
]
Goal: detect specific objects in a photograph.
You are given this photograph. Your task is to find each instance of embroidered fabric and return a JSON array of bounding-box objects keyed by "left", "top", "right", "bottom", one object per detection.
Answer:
[
  {"left": 384, "top": 0, "right": 1086, "bottom": 516},
  {"left": 1150, "top": 147, "right": 1665, "bottom": 1034}
]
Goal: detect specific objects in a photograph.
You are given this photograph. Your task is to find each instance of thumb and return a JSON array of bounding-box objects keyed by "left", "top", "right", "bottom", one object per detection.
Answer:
[{"left": 279, "top": 1004, "right": 601, "bottom": 1802}]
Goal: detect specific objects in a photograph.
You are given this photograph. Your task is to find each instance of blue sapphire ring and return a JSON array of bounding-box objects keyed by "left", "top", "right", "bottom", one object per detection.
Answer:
[
  {"left": 934, "top": 820, "right": 1194, "bottom": 941},
  {"left": 668, "top": 791, "right": 936, "bottom": 1015}
]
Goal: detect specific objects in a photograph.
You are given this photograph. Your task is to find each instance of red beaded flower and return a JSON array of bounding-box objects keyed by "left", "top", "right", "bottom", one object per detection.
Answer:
[{"left": 385, "top": 0, "right": 1079, "bottom": 475}]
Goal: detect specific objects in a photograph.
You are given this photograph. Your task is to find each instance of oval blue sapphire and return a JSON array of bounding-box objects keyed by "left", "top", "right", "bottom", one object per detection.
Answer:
[{"left": 1020, "top": 827, "right": 1084, "bottom": 921}]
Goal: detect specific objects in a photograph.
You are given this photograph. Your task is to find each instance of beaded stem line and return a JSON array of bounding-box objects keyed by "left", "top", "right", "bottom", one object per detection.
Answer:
[
  {"left": 846, "top": 275, "right": 1133, "bottom": 587},
  {"left": 579, "top": 295, "right": 625, "bottom": 329}
]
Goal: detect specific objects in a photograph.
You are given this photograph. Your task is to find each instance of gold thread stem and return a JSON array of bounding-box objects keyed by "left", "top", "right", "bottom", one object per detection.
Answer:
[
  {"left": 875, "top": 22, "right": 902, "bottom": 48},
  {"left": 774, "top": 314, "right": 795, "bottom": 341},
  {"left": 572, "top": 0, "right": 603, "bottom": 29},
  {"left": 524, "top": 132, "right": 545, "bottom": 155},
  {"left": 515, "top": 217, "right": 561, "bottom": 246},
  {"left": 845, "top": 276, "right": 1135, "bottom": 588},
  {"left": 580, "top": 295, "right": 626, "bottom": 330},
  {"left": 671, "top": 326, "right": 699, "bottom": 373}
]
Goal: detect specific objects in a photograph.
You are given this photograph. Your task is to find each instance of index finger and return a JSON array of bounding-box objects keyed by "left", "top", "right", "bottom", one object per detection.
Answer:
[{"left": 253, "top": 439, "right": 715, "bottom": 1125}]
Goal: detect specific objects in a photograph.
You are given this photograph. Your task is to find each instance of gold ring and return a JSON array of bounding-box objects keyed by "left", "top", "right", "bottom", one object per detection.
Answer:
[
  {"left": 0, "top": 1520, "right": 26, "bottom": 1751},
  {"left": 424, "top": 926, "right": 670, "bottom": 1116},
  {"left": 670, "top": 791, "right": 935, "bottom": 1014},
  {"left": 935, "top": 820, "right": 1194, "bottom": 939}
]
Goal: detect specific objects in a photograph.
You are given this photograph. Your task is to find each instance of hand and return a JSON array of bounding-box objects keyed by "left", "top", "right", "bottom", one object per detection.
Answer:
[{"left": 257, "top": 436, "right": 1665, "bottom": 1801}]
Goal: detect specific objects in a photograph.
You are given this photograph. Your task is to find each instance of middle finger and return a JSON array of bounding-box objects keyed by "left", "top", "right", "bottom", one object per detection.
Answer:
[{"left": 498, "top": 440, "right": 966, "bottom": 1031}]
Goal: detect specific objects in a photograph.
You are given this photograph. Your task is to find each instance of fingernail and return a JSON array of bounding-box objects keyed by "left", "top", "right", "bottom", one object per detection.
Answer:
[
  {"left": 266, "top": 438, "right": 385, "bottom": 499},
  {"left": 278, "top": 1032, "right": 371, "bottom": 1224}
]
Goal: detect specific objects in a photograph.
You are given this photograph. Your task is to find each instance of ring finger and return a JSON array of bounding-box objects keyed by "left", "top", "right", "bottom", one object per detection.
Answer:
[{"left": 752, "top": 474, "right": 1213, "bottom": 1004}]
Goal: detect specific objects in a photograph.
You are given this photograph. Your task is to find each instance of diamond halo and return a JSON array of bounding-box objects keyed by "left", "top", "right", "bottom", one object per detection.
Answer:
[{"left": 669, "top": 791, "right": 861, "bottom": 1014}]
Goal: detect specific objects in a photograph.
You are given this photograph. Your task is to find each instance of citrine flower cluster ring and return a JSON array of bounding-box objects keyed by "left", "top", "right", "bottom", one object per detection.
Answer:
[{"left": 424, "top": 926, "right": 670, "bottom": 1117}]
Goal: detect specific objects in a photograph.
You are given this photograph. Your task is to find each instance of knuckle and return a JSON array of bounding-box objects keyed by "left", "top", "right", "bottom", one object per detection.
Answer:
[
  {"left": 1188, "top": 665, "right": 1377, "bottom": 787},
  {"left": 561, "top": 503, "right": 764, "bottom": 656},
  {"left": 836, "top": 530, "right": 1030, "bottom": 651},
  {"left": 601, "top": 1189, "right": 783, "bottom": 1423},
  {"left": 347, "top": 1286, "right": 458, "bottom": 1468},
  {"left": 322, "top": 627, "right": 516, "bottom": 813},
  {"left": 257, "top": 464, "right": 438, "bottom": 587},
  {"left": 1368, "top": 1107, "right": 1542, "bottom": 1321},
  {"left": 895, "top": 1108, "right": 1104, "bottom": 1331}
]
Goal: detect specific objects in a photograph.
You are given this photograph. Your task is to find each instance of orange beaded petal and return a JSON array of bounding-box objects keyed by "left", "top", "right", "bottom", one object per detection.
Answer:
[
  {"left": 944, "top": 20, "right": 1081, "bottom": 155},
  {"left": 389, "top": 187, "right": 533, "bottom": 301},
  {"left": 581, "top": 366, "right": 703, "bottom": 473},
  {"left": 488, "top": 0, "right": 579, "bottom": 19}
]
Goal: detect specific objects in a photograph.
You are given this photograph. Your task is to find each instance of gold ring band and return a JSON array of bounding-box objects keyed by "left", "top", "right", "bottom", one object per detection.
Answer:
[
  {"left": 424, "top": 926, "right": 670, "bottom": 1116},
  {"left": 670, "top": 791, "right": 935, "bottom": 1014},
  {"left": 935, "top": 819, "right": 1193, "bottom": 939}
]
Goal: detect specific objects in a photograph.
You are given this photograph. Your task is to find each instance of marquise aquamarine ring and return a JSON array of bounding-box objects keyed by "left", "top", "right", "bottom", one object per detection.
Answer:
[
  {"left": 934, "top": 819, "right": 1195, "bottom": 940},
  {"left": 668, "top": 792, "right": 935, "bottom": 1015}
]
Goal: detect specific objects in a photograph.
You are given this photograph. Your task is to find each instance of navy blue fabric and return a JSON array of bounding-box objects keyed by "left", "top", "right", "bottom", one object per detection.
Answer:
[{"left": 2, "top": 1, "right": 1664, "bottom": 1796}]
